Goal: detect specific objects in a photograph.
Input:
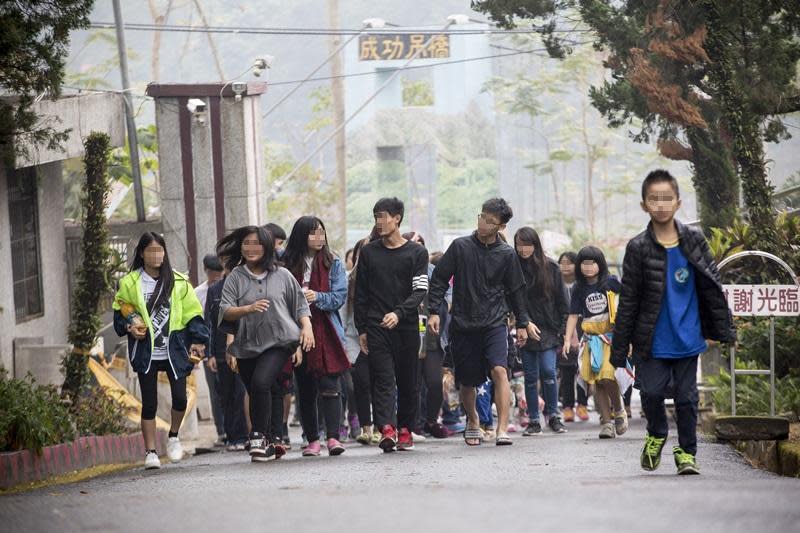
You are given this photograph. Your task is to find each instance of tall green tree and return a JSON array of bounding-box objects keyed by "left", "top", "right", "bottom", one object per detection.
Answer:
[
  {"left": 473, "top": 0, "right": 800, "bottom": 244},
  {"left": 0, "top": 0, "right": 95, "bottom": 166}
]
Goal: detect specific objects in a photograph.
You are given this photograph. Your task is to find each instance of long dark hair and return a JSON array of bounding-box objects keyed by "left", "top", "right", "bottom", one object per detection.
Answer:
[
  {"left": 575, "top": 245, "right": 609, "bottom": 287},
  {"left": 216, "top": 226, "right": 277, "bottom": 273},
  {"left": 347, "top": 237, "right": 369, "bottom": 315},
  {"left": 514, "top": 227, "right": 553, "bottom": 301},
  {"left": 283, "top": 216, "right": 334, "bottom": 280},
  {"left": 130, "top": 232, "right": 174, "bottom": 313}
]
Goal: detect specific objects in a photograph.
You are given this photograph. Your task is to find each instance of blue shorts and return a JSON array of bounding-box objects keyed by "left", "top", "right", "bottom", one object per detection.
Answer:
[{"left": 450, "top": 325, "right": 509, "bottom": 387}]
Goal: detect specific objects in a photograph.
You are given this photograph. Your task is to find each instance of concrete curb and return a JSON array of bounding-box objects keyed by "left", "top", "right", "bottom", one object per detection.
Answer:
[{"left": 0, "top": 431, "right": 167, "bottom": 490}]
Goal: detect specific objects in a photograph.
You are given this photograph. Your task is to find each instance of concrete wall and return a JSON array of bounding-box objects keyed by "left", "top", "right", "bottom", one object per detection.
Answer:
[
  {"left": 0, "top": 162, "right": 71, "bottom": 378},
  {"left": 12, "top": 92, "right": 125, "bottom": 168}
]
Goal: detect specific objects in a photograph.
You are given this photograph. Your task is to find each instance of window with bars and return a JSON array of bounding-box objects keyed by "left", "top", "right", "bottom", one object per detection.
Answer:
[{"left": 8, "top": 168, "right": 44, "bottom": 323}]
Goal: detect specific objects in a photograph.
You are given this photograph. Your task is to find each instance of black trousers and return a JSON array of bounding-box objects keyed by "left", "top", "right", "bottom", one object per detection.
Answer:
[
  {"left": 637, "top": 355, "right": 699, "bottom": 455},
  {"left": 237, "top": 347, "right": 291, "bottom": 439},
  {"left": 215, "top": 356, "right": 248, "bottom": 444},
  {"left": 138, "top": 359, "right": 187, "bottom": 421},
  {"left": 366, "top": 326, "right": 420, "bottom": 430},
  {"left": 420, "top": 348, "right": 445, "bottom": 424},
  {"left": 559, "top": 362, "right": 588, "bottom": 407},
  {"left": 351, "top": 352, "right": 373, "bottom": 426},
  {"left": 295, "top": 362, "right": 342, "bottom": 442}
]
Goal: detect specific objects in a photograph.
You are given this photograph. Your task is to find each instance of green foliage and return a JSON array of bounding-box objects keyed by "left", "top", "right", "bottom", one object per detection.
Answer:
[
  {"left": 62, "top": 132, "right": 113, "bottom": 401},
  {"left": 708, "top": 362, "right": 800, "bottom": 418},
  {"left": 0, "top": 370, "right": 75, "bottom": 454},
  {"left": 0, "top": 0, "right": 95, "bottom": 166},
  {"left": 71, "top": 387, "right": 134, "bottom": 437},
  {"left": 733, "top": 317, "right": 800, "bottom": 380},
  {"left": 402, "top": 78, "right": 435, "bottom": 107}
]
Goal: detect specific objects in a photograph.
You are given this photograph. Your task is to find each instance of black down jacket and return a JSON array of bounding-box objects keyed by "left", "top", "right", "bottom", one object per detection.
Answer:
[{"left": 611, "top": 220, "right": 736, "bottom": 367}]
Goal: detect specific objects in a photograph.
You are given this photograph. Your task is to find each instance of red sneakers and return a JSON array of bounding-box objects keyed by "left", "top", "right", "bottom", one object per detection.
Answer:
[
  {"left": 379, "top": 425, "right": 397, "bottom": 453},
  {"left": 397, "top": 427, "right": 415, "bottom": 451}
]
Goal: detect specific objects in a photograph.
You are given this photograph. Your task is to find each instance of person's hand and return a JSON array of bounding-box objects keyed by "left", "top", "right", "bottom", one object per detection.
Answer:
[
  {"left": 381, "top": 312, "right": 399, "bottom": 329},
  {"left": 225, "top": 351, "right": 238, "bottom": 373},
  {"left": 189, "top": 344, "right": 205, "bottom": 365},
  {"left": 303, "top": 290, "right": 317, "bottom": 303},
  {"left": 206, "top": 356, "right": 218, "bottom": 373},
  {"left": 126, "top": 323, "right": 146, "bottom": 340},
  {"left": 516, "top": 327, "right": 528, "bottom": 347},
  {"left": 248, "top": 299, "right": 270, "bottom": 313},
  {"left": 292, "top": 347, "right": 303, "bottom": 367},
  {"left": 562, "top": 339, "right": 571, "bottom": 359},
  {"left": 300, "top": 324, "right": 315, "bottom": 352},
  {"left": 359, "top": 333, "right": 369, "bottom": 355},
  {"left": 428, "top": 314, "right": 440, "bottom": 335},
  {"left": 526, "top": 322, "right": 542, "bottom": 342}
]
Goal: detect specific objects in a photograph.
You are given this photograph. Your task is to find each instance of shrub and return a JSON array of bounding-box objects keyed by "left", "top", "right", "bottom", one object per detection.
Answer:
[
  {"left": 0, "top": 370, "right": 75, "bottom": 453},
  {"left": 708, "top": 360, "right": 800, "bottom": 418}
]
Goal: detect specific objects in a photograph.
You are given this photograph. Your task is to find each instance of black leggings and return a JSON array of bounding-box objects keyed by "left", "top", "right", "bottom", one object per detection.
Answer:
[
  {"left": 138, "top": 359, "right": 187, "bottom": 420},
  {"left": 559, "top": 363, "right": 588, "bottom": 407},
  {"left": 295, "top": 362, "right": 342, "bottom": 442},
  {"left": 351, "top": 352, "right": 372, "bottom": 427},
  {"left": 422, "top": 348, "right": 445, "bottom": 424},
  {"left": 238, "top": 347, "right": 291, "bottom": 439}
]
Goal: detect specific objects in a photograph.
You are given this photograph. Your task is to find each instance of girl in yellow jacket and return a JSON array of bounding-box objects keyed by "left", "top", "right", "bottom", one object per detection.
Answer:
[{"left": 113, "top": 232, "right": 209, "bottom": 469}]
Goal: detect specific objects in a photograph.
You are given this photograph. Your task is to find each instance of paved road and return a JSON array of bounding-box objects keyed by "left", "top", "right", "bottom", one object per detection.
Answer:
[{"left": 2, "top": 416, "right": 798, "bottom": 533}]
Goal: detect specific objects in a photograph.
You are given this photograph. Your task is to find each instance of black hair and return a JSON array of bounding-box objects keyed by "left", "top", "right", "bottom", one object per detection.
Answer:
[
  {"left": 368, "top": 225, "right": 381, "bottom": 242},
  {"left": 402, "top": 231, "right": 426, "bottom": 248},
  {"left": 575, "top": 245, "right": 609, "bottom": 287},
  {"left": 131, "top": 232, "right": 174, "bottom": 313},
  {"left": 641, "top": 169, "right": 680, "bottom": 200},
  {"left": 283, "top": 216, "right": 334, "bottom": 280},
  {"left": 514, "top": 227, "right": 553, "bottom": 300},
  {"left": 373, "top": 197, "right": 404, "bottom": 224},
  {"left": 263, "top": 222, "right": 287, "bottom": 241},
  {"left": 202, "top": 254, "right": 223, "bottom": 272},
  {"left": 558, "top": 251, "right": 578, "bottom": 265},
  {"left": 347, "top": 236, "right": 370, "bottom": 315},
  {"left": 216, "top": 226, "right": 277, "bottom": 273},
  {"left": 429, "top": 251, "right": 444, "bottom": 266},
  {"left": 481, "top": 197, "right": 513, "bottom": 225}
]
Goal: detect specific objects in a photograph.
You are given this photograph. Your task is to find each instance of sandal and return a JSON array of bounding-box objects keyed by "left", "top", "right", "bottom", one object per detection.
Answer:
[
  {"left": 464, "top": 427, "right": 483, "bottom": 446},
  {"left": 496, "top": 433, "right": 513, "bottom": 446}
]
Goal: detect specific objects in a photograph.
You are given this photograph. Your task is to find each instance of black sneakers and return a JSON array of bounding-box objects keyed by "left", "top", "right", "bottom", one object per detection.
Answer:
[
  {"left": 249, "top": 433, "right": 276, "bottom": 462},
  {"left": 548, "top": 416, "right": 568, "bottom": 434},
  {"left": 523, "top": 421, "right": 543, "bottom": 436}
]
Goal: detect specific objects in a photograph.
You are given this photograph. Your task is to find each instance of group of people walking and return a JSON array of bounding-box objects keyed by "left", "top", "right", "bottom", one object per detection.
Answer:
[{"left": 113, "top": 169, "right": 735, "bottom": 475}]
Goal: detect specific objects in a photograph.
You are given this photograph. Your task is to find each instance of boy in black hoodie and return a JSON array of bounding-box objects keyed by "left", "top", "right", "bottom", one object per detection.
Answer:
[
  {"left": 611, "top": 170, "right": 735, "bottom": 475},
  {"left": 428, "top": 198, "right": 532, "bottom": 446}
]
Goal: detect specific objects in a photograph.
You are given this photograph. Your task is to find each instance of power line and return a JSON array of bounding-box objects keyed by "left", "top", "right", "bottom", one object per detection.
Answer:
[{"left": 88, "top": 21, "right": 593, "bottom": 36}]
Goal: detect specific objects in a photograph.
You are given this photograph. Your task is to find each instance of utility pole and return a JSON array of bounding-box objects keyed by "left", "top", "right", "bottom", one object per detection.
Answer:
[
  {"left": 112, "top": 0, "right": 146, "bottom": 222},
  {"left": 328, "top": 0, "right": 347, "bottom": 251}
]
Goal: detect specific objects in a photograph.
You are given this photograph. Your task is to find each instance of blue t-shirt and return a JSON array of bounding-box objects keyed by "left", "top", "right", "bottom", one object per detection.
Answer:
[{"left": 651, "top": 244, "right": 706, "bottom": 358}]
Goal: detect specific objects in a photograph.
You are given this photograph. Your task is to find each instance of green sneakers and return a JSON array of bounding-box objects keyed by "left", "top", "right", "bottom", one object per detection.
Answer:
[
  {"left": 673, "top": 446, "right": 700, "bottom": 475},
  {"left": 640, "top": 434, "right": 667, "bottom": 471}
]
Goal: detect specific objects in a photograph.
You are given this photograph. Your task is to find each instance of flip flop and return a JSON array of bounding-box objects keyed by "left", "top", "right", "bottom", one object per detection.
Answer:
[
  {"left": 496, "top": 433, "right": 513, "bottom": 446},
  {"left": 464, "top": 427, "right": 483, "bottom": 446}
]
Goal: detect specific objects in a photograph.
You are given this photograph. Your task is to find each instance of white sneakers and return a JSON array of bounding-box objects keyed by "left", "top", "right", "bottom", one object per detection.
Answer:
[
  {"left": 145, "top": 437, "right": 184, "bottom": 469},
  {"left": 144, "top": 451, "right": 161, "bottom": 470},
  {"left": 167, "top": 437, "right": 184, "bottom": 462}
]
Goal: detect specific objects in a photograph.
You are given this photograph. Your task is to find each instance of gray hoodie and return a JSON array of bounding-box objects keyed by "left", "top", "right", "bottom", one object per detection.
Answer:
[{"left": 219, "top": 265, "right": 311, "bottom": 358}]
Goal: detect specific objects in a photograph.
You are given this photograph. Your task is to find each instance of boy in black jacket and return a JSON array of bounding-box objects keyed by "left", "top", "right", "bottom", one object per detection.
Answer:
[
  {"left": 354, "top": 197, "right": 430, "bottom": 453},
  {"left": 611, "top": 170, "right": 735, "bottom": 475},
  {"left": 428, "top": 198, "right": 532, "bottom": 447}
]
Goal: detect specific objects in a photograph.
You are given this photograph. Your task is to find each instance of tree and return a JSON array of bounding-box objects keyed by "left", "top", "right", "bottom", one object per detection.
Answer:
[
  {"left": 0, "top": 0, "right": 94, "bottom": 166},
  {"left": 473, "top": 0, "right": 800, "bottom": 243},
  {"left": 62, "top": 132, "right": 113, "bottom": 402}
]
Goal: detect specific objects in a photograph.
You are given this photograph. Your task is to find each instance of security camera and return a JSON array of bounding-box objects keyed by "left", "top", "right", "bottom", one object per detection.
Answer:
[
  {"left": 187, "top": 98, "right": 207, "bottom": 114},
  {"left": 232, "top": 81, "right": 247, "bottom": 102}
]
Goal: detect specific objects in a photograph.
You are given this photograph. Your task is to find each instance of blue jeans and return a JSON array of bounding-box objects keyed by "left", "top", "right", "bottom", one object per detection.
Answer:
[{"left": 521, "top": 348, "right": 559, "bottom": 421}]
